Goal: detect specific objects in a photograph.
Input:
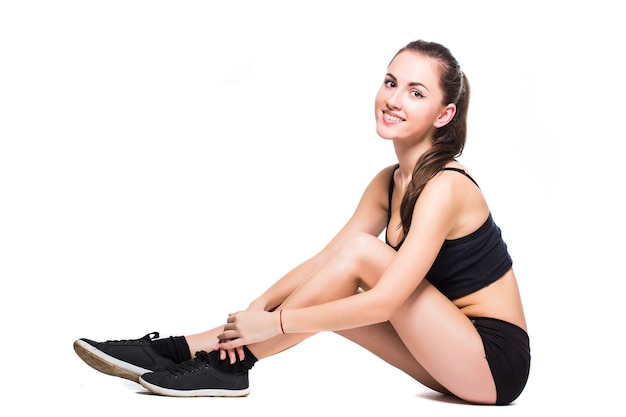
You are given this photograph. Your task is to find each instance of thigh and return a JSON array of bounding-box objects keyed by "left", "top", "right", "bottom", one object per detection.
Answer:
[
  {"left": 391, "top": 280, "right": 497, "bottom": 404},
  {"left": 337, "top": 322, "right": 450, "bottom": 395}
]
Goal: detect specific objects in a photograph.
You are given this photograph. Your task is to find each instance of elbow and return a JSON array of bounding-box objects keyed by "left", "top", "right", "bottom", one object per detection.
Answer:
[
  {"left": 369, "top": 295, "right": 397, "bottom": 324},
  {"left": 365, "top": 289, "right": 401, "bottom": 323},
  {"left": 358, "top": 287, "right": 402, "bottom": 326},
  {"left": 377, "top": 306, "right": 395, "bottom": 323}
]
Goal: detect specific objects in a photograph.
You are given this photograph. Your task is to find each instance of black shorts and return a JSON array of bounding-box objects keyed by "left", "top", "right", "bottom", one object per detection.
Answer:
[{"left": 471, "top": 317, "right": 531, "bottom": 405}]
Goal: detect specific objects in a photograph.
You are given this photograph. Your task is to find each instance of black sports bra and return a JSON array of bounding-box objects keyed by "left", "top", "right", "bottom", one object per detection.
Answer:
[
  {"left": 385, "top": 166, "right": 479, "bottom": 249},
  {"left": 385, "top": 165, "right": 513, "bottom": 300}
]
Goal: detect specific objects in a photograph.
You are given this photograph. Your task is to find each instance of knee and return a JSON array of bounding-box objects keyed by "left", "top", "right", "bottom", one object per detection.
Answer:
[{"left": 331, "top": 232, "right": 379, "bottom": 270}]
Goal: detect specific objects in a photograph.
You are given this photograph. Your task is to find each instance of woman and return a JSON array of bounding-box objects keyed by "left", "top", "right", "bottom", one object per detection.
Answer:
[{"left": 74, "top": 39, "right": 530, "bottom": 405}]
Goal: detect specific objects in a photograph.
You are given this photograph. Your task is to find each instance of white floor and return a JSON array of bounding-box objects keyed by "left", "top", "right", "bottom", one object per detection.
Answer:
[{"left": 10, "top": 327, "right": 617, "bottom": 417}]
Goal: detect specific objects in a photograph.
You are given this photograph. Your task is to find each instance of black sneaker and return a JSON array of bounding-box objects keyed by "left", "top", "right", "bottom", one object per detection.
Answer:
[
  {"left": 73, "top": 332, "right": 178, "bottom": 383},
  {"left": 139, "top": 350, "right": 250, "bottom": 397}
]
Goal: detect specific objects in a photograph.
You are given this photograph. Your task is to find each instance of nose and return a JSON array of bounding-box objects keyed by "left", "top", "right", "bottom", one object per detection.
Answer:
[{"left": 386, "top": 89, "right": 402, "bottom": 110}]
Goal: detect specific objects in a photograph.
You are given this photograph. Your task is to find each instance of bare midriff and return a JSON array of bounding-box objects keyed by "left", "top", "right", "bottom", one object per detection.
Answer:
[{"left": 455, "top": 269, "right": 527, "bottom": 332}]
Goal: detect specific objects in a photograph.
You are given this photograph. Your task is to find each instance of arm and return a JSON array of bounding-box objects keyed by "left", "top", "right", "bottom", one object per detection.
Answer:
[
  {"left": 246, "top": 165, "right": 395, "bottom": 312},
  {"left": 218, "top": 172, "right": 460, "bottom": 346},
  {"left": 280, "top": 175, "right": 458, "bottom": 332}
]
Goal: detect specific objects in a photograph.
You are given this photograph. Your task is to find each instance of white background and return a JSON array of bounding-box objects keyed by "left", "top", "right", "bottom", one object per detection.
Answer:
[{"left": 1, "top": 1, "right": 624, "bottom": 415}]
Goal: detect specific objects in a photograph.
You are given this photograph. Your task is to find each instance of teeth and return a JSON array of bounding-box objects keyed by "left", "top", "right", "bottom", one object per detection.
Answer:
[{"left": 384, "top": 112, "right": 402, "bottom": 122}]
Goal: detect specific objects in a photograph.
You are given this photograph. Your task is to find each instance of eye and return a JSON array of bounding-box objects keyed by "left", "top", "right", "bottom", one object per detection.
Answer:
[
  {"left": 410, "top": 90, "right": 424, "bottom": 99},
  {"left": 384, "top": 79, "right": 396, "bottom": 88}
]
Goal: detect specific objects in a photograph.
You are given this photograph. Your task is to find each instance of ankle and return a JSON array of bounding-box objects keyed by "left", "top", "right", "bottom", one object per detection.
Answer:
[
  {"left": 152, "top": 336, "right": 192, "bottom": 363},
  {"left": 207, "top": 347, "right": 257, "bottom": 373}
]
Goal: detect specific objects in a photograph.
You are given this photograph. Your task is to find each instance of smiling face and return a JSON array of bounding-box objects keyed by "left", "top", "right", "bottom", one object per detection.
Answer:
[{"left": 374, "top": 51, "right": 456, "bottom": 144}]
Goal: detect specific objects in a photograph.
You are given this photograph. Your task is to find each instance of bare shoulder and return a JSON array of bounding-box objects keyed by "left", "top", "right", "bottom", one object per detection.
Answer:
[
  {"left": 414, "top": 174, "right": 460, "bottom": 228},
  {"left": 360, "top": 164, "right": 399, "bottom": 200},
  {"left": 444, "top": 160, "right": 472, "bottom": 173},
  {"left": 317, "top": 164, "right": 399, "bottom": 253},
  {"left": 421, "top": 162, "right": 489, "bottom": 238},
  {"left": 427, "top": 162, "right": 480, "bottom": 199},
  {"left": 348, "top": 164, "right": 399, "bottom": 230},
  {"left": 373, "top": 164, "right": 399, "bottom": 184}
]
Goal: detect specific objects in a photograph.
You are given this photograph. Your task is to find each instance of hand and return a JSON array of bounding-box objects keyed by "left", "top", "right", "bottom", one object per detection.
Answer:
[
  {"left": 212, "top": 340, "right": 245, "bottom": 365},
  {"left": 213, "top": 303, "right": 272, "bottom": 364},
  {"left": 217, "top": 309, "right": 281, "bottom": 350}
]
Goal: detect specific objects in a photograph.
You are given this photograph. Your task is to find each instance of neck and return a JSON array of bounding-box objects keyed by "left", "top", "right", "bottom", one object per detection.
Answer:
[{"left": 392, "top": 139, "right": 431, "bottom": 188}]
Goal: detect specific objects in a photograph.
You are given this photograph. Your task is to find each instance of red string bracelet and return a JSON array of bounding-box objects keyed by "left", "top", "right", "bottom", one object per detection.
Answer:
[{"left": 279, "top": 309, "right": 286, "bottom": 334}]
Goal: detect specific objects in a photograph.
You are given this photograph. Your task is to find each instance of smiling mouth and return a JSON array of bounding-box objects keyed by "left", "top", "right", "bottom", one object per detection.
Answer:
[{"left": 383, "top": 111, "right": 404, "bottom": 123}]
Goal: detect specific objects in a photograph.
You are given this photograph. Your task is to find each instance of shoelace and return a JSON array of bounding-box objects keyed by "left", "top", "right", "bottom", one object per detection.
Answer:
[{"left": 167, "top": 350, "right": 213, "bottom": 376}]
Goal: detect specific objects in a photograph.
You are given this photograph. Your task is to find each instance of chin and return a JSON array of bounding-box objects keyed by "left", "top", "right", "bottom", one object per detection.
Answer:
[{"left": 376, "top": 125, "right": 396, "bottom": 141}]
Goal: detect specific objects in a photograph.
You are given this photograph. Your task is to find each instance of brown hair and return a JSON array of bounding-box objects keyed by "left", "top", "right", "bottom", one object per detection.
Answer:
[{"left": 394, "top": 40, "right": 470, "bottom": 236}]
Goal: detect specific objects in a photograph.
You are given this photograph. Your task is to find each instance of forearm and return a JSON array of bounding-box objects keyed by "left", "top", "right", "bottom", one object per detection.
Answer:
[
  {"left": 249, "top": 255, "right": 323, "bottom": 311},
  {"left": 279, "top": 290, "right": 392, "bottom": 334}
]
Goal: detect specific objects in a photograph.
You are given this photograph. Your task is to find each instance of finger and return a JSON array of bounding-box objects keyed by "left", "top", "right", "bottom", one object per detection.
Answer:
[
  {"left": 228, "top": 348, "right": 237, "bottom": 364},
  {"left": 217, "top": 330, "right": 237, "bottom": 341},
  {"left": 219, "top": 338, "right": 245, "bottom": 351},
  {"left": 226, "top": 311, "right": 241, "bottom": 323},
  {"left": 237, "top": 346, "right": 245, "bottom": 361},
  {"left": 220, "top": 348, "right": 226, "bottom": 361}
]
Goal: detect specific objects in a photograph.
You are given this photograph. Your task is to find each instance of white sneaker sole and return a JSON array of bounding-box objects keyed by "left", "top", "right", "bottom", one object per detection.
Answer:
[
  {"left": 139, "top": 376, "right": 251, "bottom": 397},
  {"left": 73, "top": 339, "right": 151, "bottom": 383}
]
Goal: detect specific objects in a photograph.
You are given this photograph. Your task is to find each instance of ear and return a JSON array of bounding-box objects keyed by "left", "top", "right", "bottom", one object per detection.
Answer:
[{"left": 433, "top": 104, "right": 456, "bottom": 128}]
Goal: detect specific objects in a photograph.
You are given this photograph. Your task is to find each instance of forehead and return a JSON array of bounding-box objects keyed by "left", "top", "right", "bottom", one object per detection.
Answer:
[{"left": 388, "top": 51, "right": 441, "bottom": 85}]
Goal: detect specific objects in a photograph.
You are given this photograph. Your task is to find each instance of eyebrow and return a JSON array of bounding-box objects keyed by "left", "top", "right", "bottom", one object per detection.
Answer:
[{"left": 386, "top": 73, "right": 430, "bottom": 92}]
